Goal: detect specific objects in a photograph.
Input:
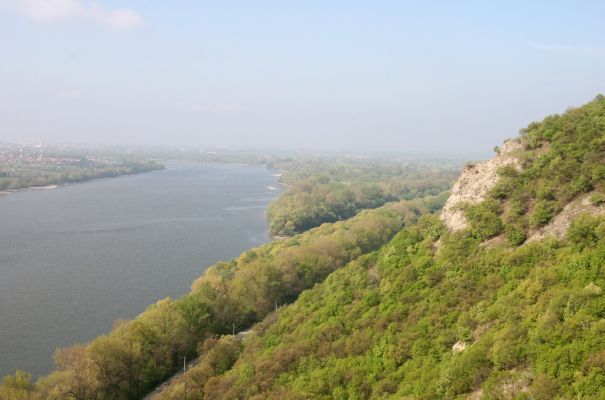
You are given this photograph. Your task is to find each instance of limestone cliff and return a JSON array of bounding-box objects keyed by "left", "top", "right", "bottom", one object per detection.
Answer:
[
  {"left": 527, "top": 193, "right": 605, "bottom": 242},
  {"left": 440, "top": 139, "right": 522, "bottom": 231}
]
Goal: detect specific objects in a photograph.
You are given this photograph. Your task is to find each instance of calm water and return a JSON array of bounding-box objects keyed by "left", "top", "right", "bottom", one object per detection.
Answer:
[{"left": 0, "top": 162, "right": 281, "bottom": 377}]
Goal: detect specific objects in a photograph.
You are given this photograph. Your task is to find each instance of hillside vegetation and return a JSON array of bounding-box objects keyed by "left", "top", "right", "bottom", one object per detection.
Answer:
[
  {"left": 267, "top": 165, "right": 454, "bottom": 236},
  {"left": 0, "top": 191, "right": 443, "bottom": 399},
  {"left": 147, "top": 95, "right": 605, "bottom": 399},
  {"left": 5, "top": 95, "right": 605, "bottom": 399},
  {"left": 113, "top": 146, "right": 459, "bottom": 237}
]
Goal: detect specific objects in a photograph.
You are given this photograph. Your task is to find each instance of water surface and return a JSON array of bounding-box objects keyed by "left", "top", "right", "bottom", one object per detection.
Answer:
[{"left": 0, "top": 162, "right": 280, "bottom": 377}]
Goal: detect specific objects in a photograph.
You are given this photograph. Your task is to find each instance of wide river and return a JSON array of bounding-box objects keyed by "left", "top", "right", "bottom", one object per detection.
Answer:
[{"left": 0, "top": 162, "right": 281, "bottom": 377}]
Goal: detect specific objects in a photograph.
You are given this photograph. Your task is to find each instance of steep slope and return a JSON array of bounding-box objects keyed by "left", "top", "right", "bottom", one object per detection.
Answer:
[
  {"left": 157, "top": 95, "right": 605, "bottom": 399},
  {"left": 3, "top": 197, "right": 435, "bottom": 400},
  {"left": 441, "top": 138, "right": 522, "bottom": 231}
]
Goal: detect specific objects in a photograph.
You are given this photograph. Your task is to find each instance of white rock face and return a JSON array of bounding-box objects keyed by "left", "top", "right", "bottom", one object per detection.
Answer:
[
  {"left": 452, "top": 341, "right": 467, "bottom": 352},
  {"left": 441, "top": 139, "right": 522, "bottom": 231},
  {"left": 527, "top": 194, "right": 605, "bottom": 242}
]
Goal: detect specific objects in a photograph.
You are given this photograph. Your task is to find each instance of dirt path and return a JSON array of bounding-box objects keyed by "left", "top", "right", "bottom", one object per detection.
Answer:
[
  {"left": 142, "top": 330, "right": 252, "bottom": 399},
  {"left": 142, "top": 357, "right": 200, "bottom": 400}
]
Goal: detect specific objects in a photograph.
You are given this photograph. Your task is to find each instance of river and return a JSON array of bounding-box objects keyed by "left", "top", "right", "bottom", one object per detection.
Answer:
[{"left": 0, "top": 161, "right": 281, "bottom": 377}]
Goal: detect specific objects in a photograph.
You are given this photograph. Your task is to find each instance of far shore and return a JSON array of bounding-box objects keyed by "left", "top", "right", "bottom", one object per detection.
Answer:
[
  {"left": 31, "top": 184, "right": 59, "bottom": 190},
  {"left": 0, "top": 184, "right": 62, "bottom": 198},
  {"left": 0, "top": 169, "right": 161, "bottom": 198}
]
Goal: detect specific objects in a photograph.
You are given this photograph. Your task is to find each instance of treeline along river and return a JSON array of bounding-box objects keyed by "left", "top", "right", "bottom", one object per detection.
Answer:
[{"left": 0, "top": 162, "right": 281, "bottom": 377}]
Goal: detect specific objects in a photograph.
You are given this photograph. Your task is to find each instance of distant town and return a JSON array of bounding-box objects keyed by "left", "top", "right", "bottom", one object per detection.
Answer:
[
  {"left": 0, "top": 143, "right": 164, "bottom": 192},
  {"left": 0, "top": 142, "right": 132, "bottom": 166}
]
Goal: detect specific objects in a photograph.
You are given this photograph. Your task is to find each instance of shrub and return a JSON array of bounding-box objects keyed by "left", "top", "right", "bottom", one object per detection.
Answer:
[
  {"left": 591, "top": 166, "right": 605, "bottom": 182},
  {"left": 505, "top": 223, "right": 527, "bottom": 246},
  {"left": 490, "top": 178, "right": 515, "bottom": 200},
  {"left": 530, "top": 201, "right": 555, "bottom": 228},
  {"left": 536, "top": 184, "right": 555, "bottom": 201},
  {"left": 567, "top": 214, "right": 605, "bottom": 249},
  {"left": 529, "top": 374, "right": 559, "bottom": 400},
  {"left": 571, "top": 175, "right": 594, "bottom": 195},
  {"left": 464, "top": 200, "right": 503, "bottom": 240},
  {"left": 589, "top": 193, "right": 605, "bottom": 206}
]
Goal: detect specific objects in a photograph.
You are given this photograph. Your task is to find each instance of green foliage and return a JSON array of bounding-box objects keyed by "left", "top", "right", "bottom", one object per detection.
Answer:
[
  {"left": 592, "top": 165, "right": 605, "bottom": 182},
  {"left": 18, "top": 197, "right": 432, "bottom": 399},
  {"left": 0, "top": 371, "right": 35, "bottom": 400},
  {"left": 10, "top": 96, "right": 605, "bottom": 399},
  {"left": 182, "top": 97, "right": 605, "bottom": 398},
  {"left": 267, "top": 165, "right": 456, "bottom": 236},
  {"left": 464, "top": 199, "right": 503, "bottom": 240},
  {"left": 154, "top": 336, "right": 242, "bottom": 400},
  {"left": 198, "top": 210, "right": 605, "bottom": 399},
  {"left": 176, "top": 293, "right": 213, "bottom": 337},
  {"left": 504, "top": 221, "right": 527, "bottom": 245},
  {"left": 567, "top": 214, "right": 605, "bottom": 250},
  {"left": 589, "top": 193, "right": 605, "bottom": 206},
  {"left": 490, "top": 95, "right": 605, "bottom": 238},
  {"left": 529, "top": 200, "right": 555, "bottom": 228}
]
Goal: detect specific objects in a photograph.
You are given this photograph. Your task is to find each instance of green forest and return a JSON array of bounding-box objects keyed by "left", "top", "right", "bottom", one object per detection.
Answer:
[
  {"left": 0, "top": 191, "right": 445, "bottom": 399},
  {"left": 267, "top": 165, "right": 455, "bottom": 236},
  {"left": 146, "top": 95, "right": 605, "bottom": 399},
  {"left": 4, "top": 95, "right": 605, "bottom": 399}
]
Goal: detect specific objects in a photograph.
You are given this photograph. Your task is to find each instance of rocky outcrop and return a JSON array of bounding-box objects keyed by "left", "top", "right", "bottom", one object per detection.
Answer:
[
  {"left": 440, "top": 135, "right": 604, "bottom": 242},
  {"left": 452, "top": 341, "right": 468, "bottom": 352},
  {"left": 527, "top": 194, "right": 605, "bottom": 243},
  {"left": 441, "top": 139, "right": 522, "bottom": 231}
]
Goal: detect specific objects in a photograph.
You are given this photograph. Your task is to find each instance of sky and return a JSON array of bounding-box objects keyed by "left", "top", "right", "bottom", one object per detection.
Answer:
[{"left": 1, "top": 1, "right": 604, "bottom": 154}]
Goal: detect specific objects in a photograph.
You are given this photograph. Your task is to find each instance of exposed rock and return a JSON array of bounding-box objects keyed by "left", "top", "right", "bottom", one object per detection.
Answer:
[
  {"left": 527, "top": 193, "right": 605, "bottom": 243},
  {"left": 441, "top": 139, "right": 522, "bottom": 231},
  {"left": 236, "top": 330, "right": 253, "bottom": 341},
  {"left": 481, "top": 234, "right": 506, "bottom": 248},
  {"left": 452, "top": 341, "right": 468, "bottom": 352},
  {"left": 494, "top": 370, "right": 531, "bottom": 399},
  {"left": 465, "top": 370, "right": 531, "bottom": 399},
  {"left": 584, "top": 282, "right": 602, "bottom": 296}
]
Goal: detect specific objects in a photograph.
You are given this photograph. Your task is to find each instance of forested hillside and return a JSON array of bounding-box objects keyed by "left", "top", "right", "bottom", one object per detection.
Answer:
[
  {"left": 5, "top": 95, "right": 605, "bottom": 399},
  {"left": 267, "top": 165, "right": 454, "bottom": 236},
  {"left": 123, "top": 145, "right": 460, "bottom": 237},
  {"left": 145, "top": 96, "right": 605, "bottom": 399},
  {"left": 0, "top": 191, "right": 444, "bottom": 399}
]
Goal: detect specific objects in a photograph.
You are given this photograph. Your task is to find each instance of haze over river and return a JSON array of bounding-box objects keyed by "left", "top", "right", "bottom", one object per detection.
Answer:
[{"left": 0, "top": 162, "right": 281, "bottom": 377}]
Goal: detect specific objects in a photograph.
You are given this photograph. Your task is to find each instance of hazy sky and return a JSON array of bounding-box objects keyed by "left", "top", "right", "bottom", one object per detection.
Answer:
[{"left": 1, "top": 1, "right": 604, "bottom": 153}]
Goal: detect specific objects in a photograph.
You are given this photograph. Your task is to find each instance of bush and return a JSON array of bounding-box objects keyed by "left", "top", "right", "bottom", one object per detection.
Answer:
[
  {"left": 592, "top": 166, "right": 605, "bottom": 182},
  {"left": 536, "top": 184, "right": 555, "bottom": 201},
  {"left": 464, "top": 200, "right": 503, "bottom": 240},
  {"left": 567, "top": 214, "right": 605, "bottom": 249},
  {"left": 505, "top": 223, "right": 527, "bottom": 245},
  {"left": 589, "top": 193, "right": 605, "bottom": 206},
  {"left": 530, "top": 201, "right": 555, "bottom": 228},
  {"left": 490, "top": 178, "right": 515, "bottom": 200},
  {"left": 498, "top": 164, "right": 519, "bottom": 178},
  {"left": 571, "top": 175, "right": 594, "bottom": 194}
]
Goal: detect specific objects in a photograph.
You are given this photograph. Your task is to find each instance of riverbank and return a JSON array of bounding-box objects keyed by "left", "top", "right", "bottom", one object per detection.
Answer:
[
  {"left": 0, "top": 164, "right": 164, "bottom": 198},
  {"left": 0, "top": 161, "right": 280, "bottom": 377}
]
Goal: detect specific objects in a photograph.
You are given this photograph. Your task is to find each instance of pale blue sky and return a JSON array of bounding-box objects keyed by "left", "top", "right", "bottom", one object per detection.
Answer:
[{"left": 1, "top": 1, "right": 604, "bottom": 153}]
